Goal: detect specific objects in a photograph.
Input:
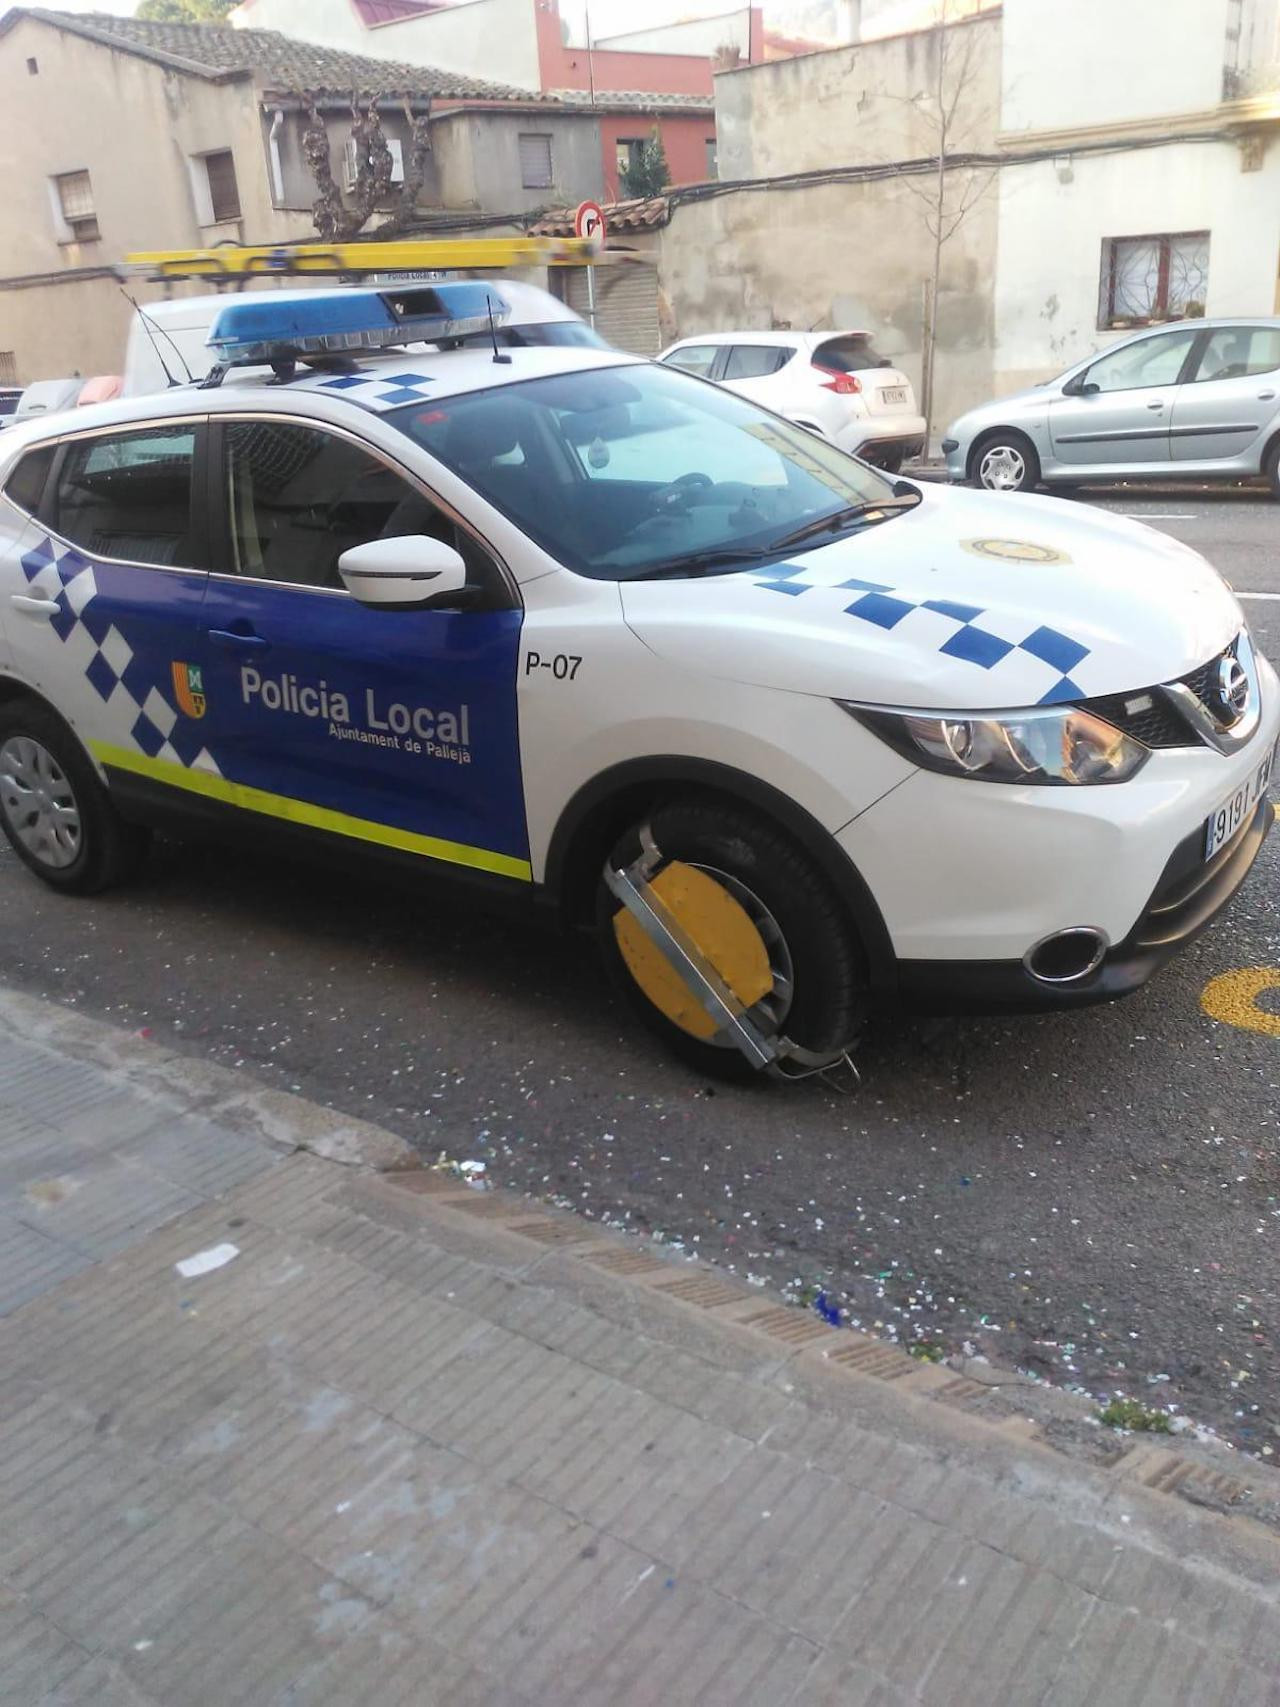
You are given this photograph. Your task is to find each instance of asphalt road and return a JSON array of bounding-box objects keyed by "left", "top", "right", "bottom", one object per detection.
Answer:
[{"left": 2, "top": 485, "right": 1278, "bottom": 1456}]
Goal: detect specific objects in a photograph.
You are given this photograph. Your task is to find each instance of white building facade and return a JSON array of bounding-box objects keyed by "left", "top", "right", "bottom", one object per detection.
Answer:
[{"left": 993, "top": 0, "right": 1280, "bottom": 393}]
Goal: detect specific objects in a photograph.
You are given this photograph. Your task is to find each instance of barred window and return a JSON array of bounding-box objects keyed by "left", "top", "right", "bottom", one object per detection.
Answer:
[{"left": 1099, "top": 232, "right": 1209, "bottom": 330}]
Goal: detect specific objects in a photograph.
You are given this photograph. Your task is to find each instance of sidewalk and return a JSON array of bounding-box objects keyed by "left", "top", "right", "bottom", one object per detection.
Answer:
[{"left": 2, "top": 989, "right": 1279, "bottom": 1707}]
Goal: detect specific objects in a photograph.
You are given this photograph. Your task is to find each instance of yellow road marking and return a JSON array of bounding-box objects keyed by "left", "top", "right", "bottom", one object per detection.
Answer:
[
  {"left": 1201, "top": 969, "right": 1280, "bottom": 1039},
  {"left": 91, "top": 741, "right": 532, "bottom": 883}
]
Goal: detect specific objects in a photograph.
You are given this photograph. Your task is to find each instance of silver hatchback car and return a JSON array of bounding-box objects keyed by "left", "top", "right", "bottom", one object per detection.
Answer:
[{"left": 944, "top": 318, "right": 1280, "bottom": 497}]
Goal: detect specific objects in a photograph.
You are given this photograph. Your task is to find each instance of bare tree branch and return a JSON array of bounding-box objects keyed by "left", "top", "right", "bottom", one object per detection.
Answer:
[{"left": 376, "top": 98, "right": 433, "bottom": 235}]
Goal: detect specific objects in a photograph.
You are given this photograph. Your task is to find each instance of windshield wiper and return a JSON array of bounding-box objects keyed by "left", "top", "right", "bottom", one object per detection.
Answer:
[
  {"left": 767, "top": 492, "right": 922, "bottom": 553},
  {"left": 623, "top": 545, "right": 783, "bottom": 581}
]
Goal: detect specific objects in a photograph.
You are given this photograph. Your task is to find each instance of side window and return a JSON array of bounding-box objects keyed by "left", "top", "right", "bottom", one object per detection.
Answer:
[
  {"left": 662, "top": 344, "right": 721, "bottom": 377},
  {"left": 722, "top": 345, "right": 789, "bottom": 381},
  {"left": 223, "top": 420, "right": 497, "bottom": 592},
  {"left": 52, "top": 425, "right": 196, "bottom": 566},
  {"left": 1083, "top": 330, "right": 1199, "bottom": 394},
  {"left": 1190, "top": 327, "right": 1280, "bottom": 384},
  {"left": 3, "top": 443, "right": 57, "bottom": 516}
]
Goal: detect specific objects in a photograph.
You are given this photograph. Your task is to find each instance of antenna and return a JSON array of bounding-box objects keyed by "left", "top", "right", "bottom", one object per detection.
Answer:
[
  {"left": 486, "top": 293, "right": 512, "bottom": 366},
  {"left": 118, "top": 286, "right": 195, "bottom": 386}
]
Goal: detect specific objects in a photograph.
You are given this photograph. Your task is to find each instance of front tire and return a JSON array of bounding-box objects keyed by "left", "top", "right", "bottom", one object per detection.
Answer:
[
  {"left": 596, "top": 799, "right": 866, "bottom": 1081},
  {"left": 0, "top": 702, "right": 149, "bottom": 894},
  {"left": 971, "top": 430, "right": 1041, "bottom": 493}
]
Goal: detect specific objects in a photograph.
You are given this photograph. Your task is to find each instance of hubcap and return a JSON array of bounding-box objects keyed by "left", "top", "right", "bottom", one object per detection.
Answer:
[
  {"left": 0, "top": 736, "right": 82, "bottom": 870},
  {"left": 978, "top": 445, "right": 1027, "bottom": 491}
]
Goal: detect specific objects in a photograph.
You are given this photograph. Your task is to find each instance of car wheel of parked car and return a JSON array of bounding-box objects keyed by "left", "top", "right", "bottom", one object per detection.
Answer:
[
  {"left": 0, "top": 702, "right": 150, "bottom": 894},
  {"left": 596, "top": 799, "right": 865, "bottom": 1081},
  {"left": 1264, "top": 439, "right": 1280, "bottom": 501},
  {"left": 971, "top": 431, "right": 1041, "bottom": 493}
]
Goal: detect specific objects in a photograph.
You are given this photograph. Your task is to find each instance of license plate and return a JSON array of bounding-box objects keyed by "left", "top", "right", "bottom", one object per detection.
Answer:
[
  {"left": 880, "top": 387, "right": 907, "bottom": 405},
  {"left": 1204, "top": 741, "right": 1277, "bottom": 860}
]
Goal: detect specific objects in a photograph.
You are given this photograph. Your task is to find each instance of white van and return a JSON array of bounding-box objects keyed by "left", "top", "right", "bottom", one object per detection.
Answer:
[{"left": 122, "top": 279, "right": 602, "bottom": 397}]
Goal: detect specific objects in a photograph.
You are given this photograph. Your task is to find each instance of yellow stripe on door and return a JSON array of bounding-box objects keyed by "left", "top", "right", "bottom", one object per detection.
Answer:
[{"left": 90, "top": 741, "right": 533, "bottom": 883}]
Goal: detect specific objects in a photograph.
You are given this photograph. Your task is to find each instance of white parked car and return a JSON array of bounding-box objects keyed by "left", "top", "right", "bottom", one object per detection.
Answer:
[
  {"left": 659, "top": 330, "right": 927, "bottom": 472},
  {"left": 0, "top": 284, "right": 1274, "bottom": 1083}
]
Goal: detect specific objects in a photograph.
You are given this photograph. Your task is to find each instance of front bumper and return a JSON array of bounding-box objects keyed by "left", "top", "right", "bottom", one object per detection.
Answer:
[
  {"left": 894, "top": 792, "right": 1273, "bottom": 1013},
  {"left": 836, "top": 647, "right": 1280, "bottom": 1012}
]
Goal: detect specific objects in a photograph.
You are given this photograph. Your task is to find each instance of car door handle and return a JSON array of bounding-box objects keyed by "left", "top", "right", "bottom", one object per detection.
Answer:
[
  {"left": 1146, "top": 400, "right": 1165, "bottom": 411},
  {"left": 1259, "top": 390, "right": 1276, "bottom": 401},
  {"left": 208, "top": 628, "right": 269, "bottom": 652},
  {"left": 10, "top": 594, "right": 61, "bottom": 617}
]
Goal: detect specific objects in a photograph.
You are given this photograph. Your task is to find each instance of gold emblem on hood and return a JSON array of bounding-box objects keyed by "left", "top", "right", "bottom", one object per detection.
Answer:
[{"left": 961, "top": 538, "right": 1070, "bottom": 565}]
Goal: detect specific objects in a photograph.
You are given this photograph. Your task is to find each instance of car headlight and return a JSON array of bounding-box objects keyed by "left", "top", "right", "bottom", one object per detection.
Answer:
[{"left": 839, "top": 702, "right": 1149, "bottom": 785}]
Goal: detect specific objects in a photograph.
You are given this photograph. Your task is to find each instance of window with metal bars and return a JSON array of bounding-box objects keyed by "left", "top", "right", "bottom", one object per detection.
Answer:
[
  {"left": 55, "top": 170, "right": 98, "bottom": 242},
  {"left": 518, "top": 133, "right": 553, "bottom": 190},
  {"left": 1098, "top": 231, "right": 1209, "bottom": 330}
]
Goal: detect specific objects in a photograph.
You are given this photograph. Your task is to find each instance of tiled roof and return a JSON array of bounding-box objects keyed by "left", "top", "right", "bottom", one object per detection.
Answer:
[
  {"left": 1, "top": 8, "right": 543, "bottom": 99},
  {"left": 548, "top": 88, "right": 715, "bottom": 113},
  {"left": 531, "top": 194, "right": 672, "bottom": 236}
]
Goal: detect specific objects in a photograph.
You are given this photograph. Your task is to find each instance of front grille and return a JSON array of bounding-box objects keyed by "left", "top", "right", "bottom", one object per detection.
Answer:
[
  {"left": 1179, "top": 637, "right": 1237, "bottom": 712},
  {"left": 1085, "top": 637, "right": 1241, "bottom": 751},
  {"left": 1086, "top": 691, "right": 1189, "bottom": 749}
]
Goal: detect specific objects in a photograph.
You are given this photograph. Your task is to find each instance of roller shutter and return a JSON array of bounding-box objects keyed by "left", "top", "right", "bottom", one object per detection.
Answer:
[{"left": 566, "top": 263, "right": 660, "bottom": 355}]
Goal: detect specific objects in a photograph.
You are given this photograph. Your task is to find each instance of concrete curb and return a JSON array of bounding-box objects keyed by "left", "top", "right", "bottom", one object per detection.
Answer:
[
  {"left": 0, "top": 987, "right": 420, "bottom": 1174},
  {"left": 369, "top": 1170, "right": 1280, "bottom": 1549}
]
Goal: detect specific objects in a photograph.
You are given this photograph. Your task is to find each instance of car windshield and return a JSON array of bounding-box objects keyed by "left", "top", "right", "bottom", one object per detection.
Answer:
[{"left": 393, "top": 362, "right": 900, "bottom": 581}]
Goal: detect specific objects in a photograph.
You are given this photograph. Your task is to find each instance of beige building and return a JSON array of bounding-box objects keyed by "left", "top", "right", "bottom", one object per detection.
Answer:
[
  {"left": 539, "top": 9, "right": 1002, "bottom": 432},
  {"left": 0, "top": 7, "right": 610, "bottom": 386}
]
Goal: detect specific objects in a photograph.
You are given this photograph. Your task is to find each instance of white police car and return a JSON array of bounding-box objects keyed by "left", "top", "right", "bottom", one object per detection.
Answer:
[{"left": 0, "top": 285, "right": 1275, "bottom": 1080}]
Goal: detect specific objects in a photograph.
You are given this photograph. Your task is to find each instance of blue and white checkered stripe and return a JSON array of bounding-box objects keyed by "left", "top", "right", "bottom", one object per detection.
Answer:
[
  {"left": 311, "top": 371, "right": 439, "bottom": 411},
  {"left": 753, "top": 565, "right": 1091, "bottom": 705},
  {"left": 19, "top": 536, "right": 221, "bottom": 773}
]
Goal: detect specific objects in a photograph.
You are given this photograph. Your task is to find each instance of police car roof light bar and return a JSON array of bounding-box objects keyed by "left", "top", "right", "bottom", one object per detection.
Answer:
[{"left": 204, "top": 283, "right": 510, "bottom": 376}]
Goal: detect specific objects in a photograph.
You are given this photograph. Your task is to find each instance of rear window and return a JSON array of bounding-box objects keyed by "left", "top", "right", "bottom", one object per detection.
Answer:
[
  {"left": 3, "top": 443, "right": 56, "bottom": 516},
  {"left": 813, "top": 336, "right": 888, "bottom": 374}
]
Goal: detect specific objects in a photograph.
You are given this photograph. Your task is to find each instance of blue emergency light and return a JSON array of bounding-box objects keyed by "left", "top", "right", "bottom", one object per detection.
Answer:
[{"left": 205, "top": 283, "right": 510, "bottom": 365}]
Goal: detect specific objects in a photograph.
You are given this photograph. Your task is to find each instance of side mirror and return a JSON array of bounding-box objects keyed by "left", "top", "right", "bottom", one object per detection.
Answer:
[
  {"left": 338, "top": 535, "right": 473, "bottom": 610},
  {"left": 1063, "top": 375, "right": 1100, "bottom": 398}
]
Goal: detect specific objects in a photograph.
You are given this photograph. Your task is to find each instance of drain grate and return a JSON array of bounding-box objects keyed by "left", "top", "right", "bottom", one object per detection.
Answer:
[
  {"left": 823, "top": 1339, "right": 916, "bottom": 1381},
  {"left": 655, "top": 1274, "right": 745, "bottom": 1310},
  {"left": 934, "top": 1377, "right": 998, "bottom": 1410},
  {"left": 385, "top": 1172, "right": 468, "bottom": 1196},
  {"left": 1141, "top": 1457, "right": 1250, "bottom": 1510},
  {"left": 738, "top": 1306, "right": 834, "bottom": 1347},
  {"left": 507, "top": 1218, "right": 595, "bottom": 1247},
  {"left": 583, "top": 1248, "right": 668, "bottom": 1278},
  {"left": 450, "top": 1196, "right": 523, "bottom": 1218}
]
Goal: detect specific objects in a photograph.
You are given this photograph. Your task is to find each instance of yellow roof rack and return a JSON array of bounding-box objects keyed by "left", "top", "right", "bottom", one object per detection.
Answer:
[{"left": 121, "top": 234, "right": 605, "bottom": 283}]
